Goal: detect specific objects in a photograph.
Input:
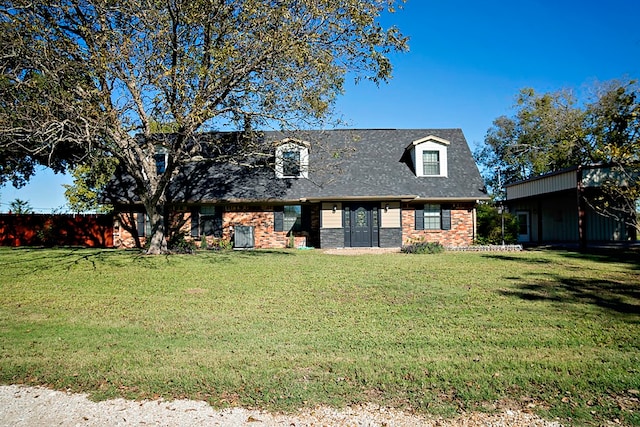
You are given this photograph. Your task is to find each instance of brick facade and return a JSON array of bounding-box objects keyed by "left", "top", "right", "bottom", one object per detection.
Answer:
[
  {"left": 115, "top": 205, "right": 321, "bottom": 249},
  {"left": 115, "top": 203, "right": 475, "bottom": 249},
  {"left": 401, "top": 203, "right": 475, "bottom": 247}
]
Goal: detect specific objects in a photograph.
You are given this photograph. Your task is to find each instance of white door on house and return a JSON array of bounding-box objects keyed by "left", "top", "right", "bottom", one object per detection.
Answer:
[{"left": 516, "top": 211, "right": 530, "bottom": 243}]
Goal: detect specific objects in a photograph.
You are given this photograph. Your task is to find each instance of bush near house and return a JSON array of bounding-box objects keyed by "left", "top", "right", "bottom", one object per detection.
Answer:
[
  {"left": 401, "top": 239, "right": 445, "bottom": 254},
  {"left": 475, "top": 203, "right": 518, "bottom": 245}
]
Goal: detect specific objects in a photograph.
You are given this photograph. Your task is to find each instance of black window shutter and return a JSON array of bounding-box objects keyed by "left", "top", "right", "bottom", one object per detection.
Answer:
[
  {"left": 301, "top": 205, "right": 311, "bottom": 231},
  {"left": 415, "top": 207, "right": 424, "bottom": 230},
  {"left": 191, "top": 208, "right": 199, "bottom": 238},
  {"left": 441, "top": 207, "right": 452, "bottom": 230},
  {"left": 213, "top": 209, "right": 223, "bottom": 238},
  {"left": 274, "top": 206, "right": 284, "bottom": 232},
  {"left": 137, "top": 211, "right": 146, "bottom": 237}
]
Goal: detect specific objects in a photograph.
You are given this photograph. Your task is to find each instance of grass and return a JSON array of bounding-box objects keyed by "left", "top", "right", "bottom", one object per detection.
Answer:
[{"left": 0, "top": 247, "right": 639, "bottom": 425}]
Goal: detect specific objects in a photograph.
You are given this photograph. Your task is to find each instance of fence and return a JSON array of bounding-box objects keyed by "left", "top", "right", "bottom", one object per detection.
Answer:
[{"left": 0, "top": 214, "right": 114, "bottom": 248}]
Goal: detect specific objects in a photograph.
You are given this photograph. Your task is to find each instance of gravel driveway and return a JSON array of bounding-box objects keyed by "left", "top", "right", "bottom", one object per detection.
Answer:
[{"left": 1, "top": 385, "right": 565, "bottom": 426}]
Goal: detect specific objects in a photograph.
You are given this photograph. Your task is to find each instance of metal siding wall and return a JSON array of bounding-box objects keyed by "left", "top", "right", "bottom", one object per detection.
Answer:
[
  {"left": 586, "top": 206, "right": 625, "bottom": 241},
  {"left": 540, "top": 199, "right": 578, "bottom": 242},
  {"left": 507, "top": 171, "right": 576, "bottom": 200}
]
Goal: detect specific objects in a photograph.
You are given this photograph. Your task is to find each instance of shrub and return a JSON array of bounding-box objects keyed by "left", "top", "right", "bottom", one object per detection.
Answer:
[
  {"left": 209, "top": 238, "right": 233, "bottom": 251},
  {"left": 475, "top": 203, "right": 518, "bottom": 245},
  {"left": 168, "top": 234, "right": 197, "bottom": 254},
  {"left": 401, "top": 240, "right": 444, "bottom": 254}
]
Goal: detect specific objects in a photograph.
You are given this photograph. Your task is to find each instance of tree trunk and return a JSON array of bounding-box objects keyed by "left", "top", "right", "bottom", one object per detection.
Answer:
[{"left": 144, "top": 204, "right": 169, "bottom": 255}]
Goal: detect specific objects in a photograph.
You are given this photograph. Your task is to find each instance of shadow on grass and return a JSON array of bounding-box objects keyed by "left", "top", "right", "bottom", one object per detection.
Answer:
[
  {"left": 500, "top": 274, "right": 640, "bottom": 317},
  {"left": 481, "top": 253, "right": 550, "bottom": 264},
  {"left": 483, "top": 248, "right": 640, "bottom": 269},
  {"left": 0, "top": 247, "right": 298, "bottom": 275},
  {"left": 559, "top": 248, "right": 640, "bottom": 270}
]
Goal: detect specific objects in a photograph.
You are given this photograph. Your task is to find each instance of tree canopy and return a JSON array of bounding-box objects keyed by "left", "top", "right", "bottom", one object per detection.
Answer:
[
  {"left": 477, "top": 79, "right": 639, "bottom": 232},
  {"left": 477, "top": 79, "right": 639, "bottom": 197},
  {"left": 0, "top": 0, "right": 408, "bottom": 253}
]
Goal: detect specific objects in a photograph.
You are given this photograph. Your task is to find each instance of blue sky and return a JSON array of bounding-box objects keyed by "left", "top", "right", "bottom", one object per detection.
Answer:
[{"left": 2, "top": 0, "right": 639, "bottom": 213}]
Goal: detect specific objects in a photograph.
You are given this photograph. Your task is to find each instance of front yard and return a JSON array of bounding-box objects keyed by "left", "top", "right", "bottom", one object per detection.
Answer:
[{"left": 0, "top": 248, "right": 638, "bottom": 425}]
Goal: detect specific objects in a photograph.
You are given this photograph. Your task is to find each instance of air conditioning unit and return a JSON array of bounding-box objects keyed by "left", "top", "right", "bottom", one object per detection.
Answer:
[{"left": 233, "top": 225, "right": 254, "bottom": 249}]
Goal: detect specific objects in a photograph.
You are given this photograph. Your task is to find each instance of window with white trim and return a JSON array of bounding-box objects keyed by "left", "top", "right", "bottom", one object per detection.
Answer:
[
  {"left": 275, "top": 139, "right": 309, "bottom": 178},
  {"left": 282, "top": 150, "right": 301, "bottom": 177},
  {"left": 422, "top": 151, "right": 440, "bottom": 176},
  {"left": 414, "top": 204, "right": 452, "bottom": 231},
  {"left": 424, "top": 204, "right": 441, "bottom": 230},
  {"left": 406, "top": 135, "right": 449, "bottom": 177},
  {"left": 199, "top": 206, "right": 218, "bottom": 236},
  {"left": 191, "top": 206, "right": 222, "bottom": 238}
]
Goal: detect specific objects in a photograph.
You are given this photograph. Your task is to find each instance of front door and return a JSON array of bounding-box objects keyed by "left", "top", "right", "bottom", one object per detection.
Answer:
[{"left": 344, "top": 203, "right": 379, "bottom": 247}]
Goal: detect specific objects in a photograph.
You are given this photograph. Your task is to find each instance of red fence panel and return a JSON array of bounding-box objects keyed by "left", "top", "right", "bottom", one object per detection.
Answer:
[{"left": 0, "top": 214, "right": 114, "bottom": 248}]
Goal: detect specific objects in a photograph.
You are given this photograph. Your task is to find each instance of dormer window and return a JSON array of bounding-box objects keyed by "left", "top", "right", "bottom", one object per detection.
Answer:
[
  {"left": 422, "top": 151, "right": 440, "bottom": 176},
  {"left": 282, "top": 150, "right": 301, "bottom": 177},
  {"left": 275, "top": 138, "right": 310, "bottom": 179},
  {"left": 154, "top": 153, "right": 167, "bottom": 174},
  {"left": 406, "top": 135, "right": 449, "bottom": 177},
  {"left": 154, "top": 147, "right": 168, "bottom": 174}
]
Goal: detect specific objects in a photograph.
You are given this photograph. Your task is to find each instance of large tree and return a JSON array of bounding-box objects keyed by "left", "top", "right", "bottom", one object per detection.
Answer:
[
  {"left": 0, "top": 0, "right": 407, "bottom": 253},
  {"left": 477, "top": 79, "right": 639, "bottom": 229}
]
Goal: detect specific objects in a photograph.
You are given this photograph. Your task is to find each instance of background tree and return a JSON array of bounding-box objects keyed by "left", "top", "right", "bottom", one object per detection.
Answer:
[
  {"left": 475, "top": 203, "right": 518, "bottom": 245},
  {"left": 476, "top": 79, "right": 639, "bottom": 230},
  {"left": 9, "top": 198, "right": 32, "bottom": 214},
  {"left": 63, "top": 157, "right": 118, "bottom": 214},
  {"left": 0, "top": 0, "right": 408, "bottom": 254}
]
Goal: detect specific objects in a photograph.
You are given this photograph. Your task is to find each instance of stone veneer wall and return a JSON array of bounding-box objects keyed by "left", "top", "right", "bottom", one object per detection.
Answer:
[
  {"left": 379, "top": 228, "right": 402, "bottom": 248},
  {"left": 401, "top": 204, "right": 475, "bottom": 247},
  {"left": 320, "top": 228, "right": 343, "bottom": 248}
]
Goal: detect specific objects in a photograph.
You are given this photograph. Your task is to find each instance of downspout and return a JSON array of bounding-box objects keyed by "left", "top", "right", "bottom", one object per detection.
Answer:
[{"left": 472, "top": 204, "right": 477, "bottom": 244}]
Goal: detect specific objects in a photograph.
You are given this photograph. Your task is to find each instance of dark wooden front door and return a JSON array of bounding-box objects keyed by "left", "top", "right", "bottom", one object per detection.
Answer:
[{"left": 344, "top": 203, "right": 379, "bottom": 247}]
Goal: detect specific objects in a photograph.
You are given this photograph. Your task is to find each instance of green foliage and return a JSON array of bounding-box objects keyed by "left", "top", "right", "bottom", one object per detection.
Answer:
[
  {"left": 475, "top": 203, "right": 518, "bottom": 245},
  {"left": 8, "top": 198, "right": 32, "bottom": 214},
  {"left": 0, "top": 248, "right": 638, "bottom": 425},
  {"left": 477, "top": 79, "right": 639, "bottom": 196},
  {"left": 64, "top": 157, "right": 118, "bottom": 213},
  {"left": 167, "top": 233, "right": 198, "bottom": 254},
  {"left": 208, "top": 238, "right": 233, "bottom": 251},
  {"left": 199, "top": 237, "right": 209, "bottom": 250},
  {"left": 0, "top": 0, "right": 408, "bottom": 254},
  {"left": 401, "top": 239, "right": 444, "bottom": 254}
]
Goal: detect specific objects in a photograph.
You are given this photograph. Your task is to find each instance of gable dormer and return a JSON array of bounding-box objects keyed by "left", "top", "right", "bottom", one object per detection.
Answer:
[
  {"left": 275, "top": 138, "right": 310, "bottom": 179},
  {"left": 406, "top": 135, "right": 449, "bottom": 177}
]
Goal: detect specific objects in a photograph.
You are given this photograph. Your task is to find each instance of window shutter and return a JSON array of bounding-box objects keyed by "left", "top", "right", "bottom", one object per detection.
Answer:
[
  {"left": 415, "top": 207, "right": 424, "bottom": 230},
  {"left": 301, "top": 205, "right": 311, "bottom": 231},
  {"left": 191, "top": 208, "right": 199, "bottom": 238},
  {"left": 213, "top": 209, "right": 223, "bottom": 238},
  {"left": 137, "top": 211, "right": 146, "bottom": 237},
  {"left": 441, "top": 207, "right": 451, "bottom": 230},
  {"left": 274, "top": 206, "right": 284, "bottom": 232}
]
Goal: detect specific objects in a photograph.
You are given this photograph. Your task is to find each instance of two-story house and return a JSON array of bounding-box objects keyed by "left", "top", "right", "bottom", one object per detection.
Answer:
[{"left": 110, "top": 129, "right": 488, "bottom": 249}]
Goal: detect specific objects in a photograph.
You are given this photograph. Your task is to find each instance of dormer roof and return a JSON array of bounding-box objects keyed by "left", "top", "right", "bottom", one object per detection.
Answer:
[{"left": 405, "top": 135, "right": 451, "bottom": 149}]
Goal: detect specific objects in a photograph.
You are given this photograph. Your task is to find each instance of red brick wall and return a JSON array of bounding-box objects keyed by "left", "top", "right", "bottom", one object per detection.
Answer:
[
  {"left": 401, "top": 204, "right": 475, "bottom": 247},
  {"left": 224, "top": 207, "right": 286, "bottom": 248},
  {"left": 115, "top": 206, "right": 319, "bottom": 249},
  {"left": 115, "top": 204, "right": 475, "bottom": 249}
]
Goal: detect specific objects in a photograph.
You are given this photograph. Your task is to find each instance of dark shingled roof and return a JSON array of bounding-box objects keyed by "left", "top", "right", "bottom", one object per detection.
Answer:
[{"left": 109, "top": 129, "right": 488, "bottom": 204}]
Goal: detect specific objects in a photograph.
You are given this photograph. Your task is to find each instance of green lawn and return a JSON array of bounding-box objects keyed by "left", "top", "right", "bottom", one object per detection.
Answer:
[{"left": 1, "top": 247, "right": 638, "bottom": 425}]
